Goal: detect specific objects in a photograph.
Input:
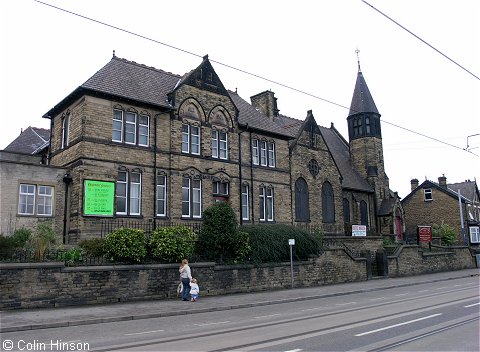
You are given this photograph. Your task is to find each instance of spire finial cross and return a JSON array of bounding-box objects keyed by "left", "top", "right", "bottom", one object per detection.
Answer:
[{"left": 355, "top": 48, "right": 361, "bottom": 72}]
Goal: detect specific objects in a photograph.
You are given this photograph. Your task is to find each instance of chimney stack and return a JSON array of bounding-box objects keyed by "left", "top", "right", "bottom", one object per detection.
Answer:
[
  {"left": 438, "top": 174, "right": 447, "bottom": 189},
  {"left": 410, "top": 178, "right": 419, "bottom": 191},
  {"left": 250, "top": 90, "right": 279, "bottom": 120}
]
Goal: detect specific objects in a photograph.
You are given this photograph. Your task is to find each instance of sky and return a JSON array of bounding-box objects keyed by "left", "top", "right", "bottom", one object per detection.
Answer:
[{"left": 0, "top": 0, "right": 479, "bottom": 198}]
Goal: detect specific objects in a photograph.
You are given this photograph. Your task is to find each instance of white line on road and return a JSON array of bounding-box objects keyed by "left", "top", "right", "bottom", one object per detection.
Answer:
[
  {"left": 336, "top": 302, "right": 357, "bottom": 306},
  {"left": 125, "top": 329, "right": 165, "bottom": 336},
  {"left": 355, "top": 313, "right": 442, "bottom": 337},
  {"left": 418, "top": 290, "right": 429, "bottom": 293},
  {"left": 254, "top": 314, "right": 281, "bottom": 319},
  {"left": 301, "top": 307, "right": 325, "bottom": 311},
  {"left": 369, "top": 297, "right": 386, "bottom": 301},
  {"left": 395, "top": 293, "right": 409, "bottom": 297},
  {"left": 285, "top": 349, "right": 303, "bottom": 352},
  {"left": 194, "top": 321, "right": 231, "bottom": 327},
  {"left": 464, "top": 302, "right": 480, "bottom": 308}
]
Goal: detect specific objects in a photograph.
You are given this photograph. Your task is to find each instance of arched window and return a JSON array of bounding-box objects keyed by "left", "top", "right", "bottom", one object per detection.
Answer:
[
  {"left": 360, "top": 200, "right": 368, "bottom": 226},
  {"left": 343, "top": 198, "right": 350, "bottom": 224},
  {"left": 295, "top": 178, "right": 309, "bottom": 222},
  {"left": 322, "top": 181, "right": 335, "bottom": 223}
]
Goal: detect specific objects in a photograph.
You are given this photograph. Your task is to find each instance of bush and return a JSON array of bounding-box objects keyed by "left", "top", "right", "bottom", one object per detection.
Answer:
[
  {"left": 432, "top": 222, "right": 457, "bottom": 246},
  {"left": 57, "top": 247, "right": 83, "bottom": 266},
  {"left": 30, "top": 221, "right": 56, "bottom": 259},
  {"left": 103, "top": 228, "right": 147, "bottom": 263},
  {"left": 79, "top": 238, "right": 105, "bottom": 256},
  {"left": 11, "top": 228, "right": 32, "bottom": 248},
  {"left": 240, "top": 224, "right": 323, "bottom": 263},
  {"left": 198, "top": 202, "right": 250, "bottom": 263},
  {"left": 150, "top": 226, "right": 196, "bottom": 263}
]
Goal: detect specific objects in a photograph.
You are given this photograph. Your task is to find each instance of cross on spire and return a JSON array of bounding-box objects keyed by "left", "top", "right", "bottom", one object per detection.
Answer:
[{"left": 355, "top": 48, "right": 361, "bottom": 72}]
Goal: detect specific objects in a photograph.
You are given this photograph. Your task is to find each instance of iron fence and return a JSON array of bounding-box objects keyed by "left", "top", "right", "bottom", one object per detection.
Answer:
[{"left": 100, "top": 219, "right": 202, "bottom": 238}]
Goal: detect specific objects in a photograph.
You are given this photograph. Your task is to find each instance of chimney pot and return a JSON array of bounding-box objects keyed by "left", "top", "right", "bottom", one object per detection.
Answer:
[
  {"left": 410, "top": 178, "right": 419, "bottom": 191},
  {"left": 438, "top": 174, "right": 447, "bottom": 189}
]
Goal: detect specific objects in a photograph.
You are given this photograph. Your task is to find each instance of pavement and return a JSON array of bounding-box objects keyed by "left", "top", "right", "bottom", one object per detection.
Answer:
[{"left": 1, "top": 268, "right": 479, "bottom": 333}]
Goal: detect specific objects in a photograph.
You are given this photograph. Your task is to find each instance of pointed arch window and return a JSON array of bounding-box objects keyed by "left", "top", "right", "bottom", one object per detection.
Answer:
[
  {"left": 295, "top": 178, "right": 310, "bottom": 222},
  {"left": 322, "top": 181, "right": 335, "bottom": 223},
  {"left": 343, "top": 198, "right": 350, "bottom": 224},
  {"left": 360, "top": 200, "right": 368, "bottom": 226}
]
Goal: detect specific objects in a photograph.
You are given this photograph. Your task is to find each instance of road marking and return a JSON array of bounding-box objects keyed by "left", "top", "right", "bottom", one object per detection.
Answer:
[
  {"left": 194, "top": 321, "right": 231, "bottom": 326},
  {"left": 395, "top": 293, "right": 409, "bottom": 296},
  {"left": 302, "top": 307, "right": 325, "bottom": 311},
  {"left": 464, "top": 302, "right": 480, "bottom": 308},
  {"left": 285, "top": 349, "right": 303, "bottom": 352},
  {"left": 336, "top": 302, "right": 357, "bottom": 306},
  {"left": 254, "top": 313, "right": 281, "bottom": 319},
  {"left": 418, "top": 289, "right": 429, "bottom": 293},
  {"left": 436, "top": 286, "right": 448, "bottom": 290},
  {"left": 355, "top": 313, "right": 442, "bottom": 337},
  {"left": 369, "top": 297, "right": 386, "bottom": 301},
  {"left": 125, "top": 329, "right": 165, "bottom": 336}
]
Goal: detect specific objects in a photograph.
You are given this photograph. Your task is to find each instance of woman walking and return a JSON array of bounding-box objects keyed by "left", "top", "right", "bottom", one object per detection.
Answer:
[{"left": 179, "top": 259, "right": 192, "bottom": 301}]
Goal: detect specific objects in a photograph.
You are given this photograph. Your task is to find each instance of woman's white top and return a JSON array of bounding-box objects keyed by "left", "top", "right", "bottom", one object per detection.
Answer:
[{"left": 179, "top": 264, "right": 192, "bottom": 280}]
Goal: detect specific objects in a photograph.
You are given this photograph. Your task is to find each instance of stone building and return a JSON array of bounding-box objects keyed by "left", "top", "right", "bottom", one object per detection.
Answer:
[
  {"left": 5, "top": 54, "right": 403, "bottom": 242},
  {"left": 402, "top": 176, "right": 480, "bottom": 245}
]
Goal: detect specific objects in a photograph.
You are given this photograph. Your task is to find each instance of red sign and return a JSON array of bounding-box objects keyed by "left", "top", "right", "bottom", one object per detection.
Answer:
[{"left": 417, "top": 226, "right": 432, "bottom": 243}]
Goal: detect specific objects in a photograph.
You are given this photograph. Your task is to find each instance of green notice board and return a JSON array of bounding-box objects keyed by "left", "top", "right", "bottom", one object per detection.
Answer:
[{"left": 83, "top": 180, "right": 115, "bottom": 216}]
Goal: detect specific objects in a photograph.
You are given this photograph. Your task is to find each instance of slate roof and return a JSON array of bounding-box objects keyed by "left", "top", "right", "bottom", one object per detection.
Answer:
[
  {"left": 348, "top": 71, "right": 379, "bottom": 117},
  {"left": 3, "top": 127, "right": 49, "bottom": 154},
  {"left": 447, "top": 181, "right": 479, "bottom": 203}
]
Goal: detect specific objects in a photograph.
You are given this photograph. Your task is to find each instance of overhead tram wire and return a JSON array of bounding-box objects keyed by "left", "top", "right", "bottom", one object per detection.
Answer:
[
  {"left": 34, "top": 0, "right": 479, "bottom": 158},
  {"left": 361, "top": 0, "right": 480, "bottom": 81}
]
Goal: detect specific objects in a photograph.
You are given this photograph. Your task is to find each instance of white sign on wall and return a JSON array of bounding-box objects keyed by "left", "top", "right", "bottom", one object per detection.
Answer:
[{"left": 352, "top": 225, "right": 367, "bottom": 237}]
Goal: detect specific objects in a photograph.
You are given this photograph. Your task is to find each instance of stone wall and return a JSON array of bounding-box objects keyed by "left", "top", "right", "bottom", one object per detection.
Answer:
[
  {"left": 387, "top": 245, "right": 475, "bottom": 277},
  {"left": 0, "top": 249, "right": 366, "bottom": 310}
]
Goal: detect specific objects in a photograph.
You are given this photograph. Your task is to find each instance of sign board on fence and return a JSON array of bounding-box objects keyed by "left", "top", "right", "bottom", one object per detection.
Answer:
[
  {"left": 352, "top": 225, "right": 367, "bottom": 237},
  {"left": 417, "top": 225, "right": 432, "bottom": 243},
  {"left": 83, "top": 180, "right": 115, "bottom": 216}
]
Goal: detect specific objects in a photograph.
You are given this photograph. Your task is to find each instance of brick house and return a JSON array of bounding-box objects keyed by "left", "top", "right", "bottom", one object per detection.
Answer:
[
  {"left": 401, "top": 176, "right": 480, "bottom": 245},
  {"left": 4, "top": 54, "right": 403, "bottom": 243}
]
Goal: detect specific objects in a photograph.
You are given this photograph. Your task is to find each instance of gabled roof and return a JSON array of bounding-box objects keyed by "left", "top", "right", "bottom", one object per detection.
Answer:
[
  {"left": 273, "top": 111, "right": 373, "bottom": 192},
  {"left": 3, "top": 127, "right": 49, "bottom": 154},
  {"left": 402, "top": 179, "right": 473, "bottom": 204},
  {"left": 348, "top": 71, "right": 379, "bottom": 117}
]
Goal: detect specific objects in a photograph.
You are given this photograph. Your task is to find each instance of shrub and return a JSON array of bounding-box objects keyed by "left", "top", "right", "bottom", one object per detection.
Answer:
[
  {"left": 432, "top": 222, "right": 457, "bottom": 246},
  {"left": 57, "top": 247, "right": 83, "bottom": 266},
  {"left": 79, "top": 238, "right": 105, "bottom": 256},
  {"left": 198, "top": 202, "right": 250, "bottom": 263},
  {"left": 30, "top": 221, "right": 56, "bottom": 259},
  {"left": 103, "top": 228, "right": 147, "bottom": 263},
  {"left": 150, "top": 226, "right": 196, "bottom": 263},
  {"left": 11, "top": 228, "right": 32, "bottom": 248},
  {"left": 240, "top": 224, "right": 323, "bottom": 263}
]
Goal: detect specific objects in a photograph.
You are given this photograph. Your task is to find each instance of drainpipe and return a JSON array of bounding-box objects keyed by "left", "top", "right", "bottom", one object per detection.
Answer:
[
  {"left": 62, "top": 172, "right": 72, "bottom": 244},
  {"left": 47, "top": 116, "right": 53, "bottom": 165},
  {"left": 249, "top": 130, "right": 255, "bottom": 223},
  {"left": 238, "top": 124, "right": 249, "bottom": 226},
  {"left": 153, "top": 114, "right": 158, "bottom": 231}
]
